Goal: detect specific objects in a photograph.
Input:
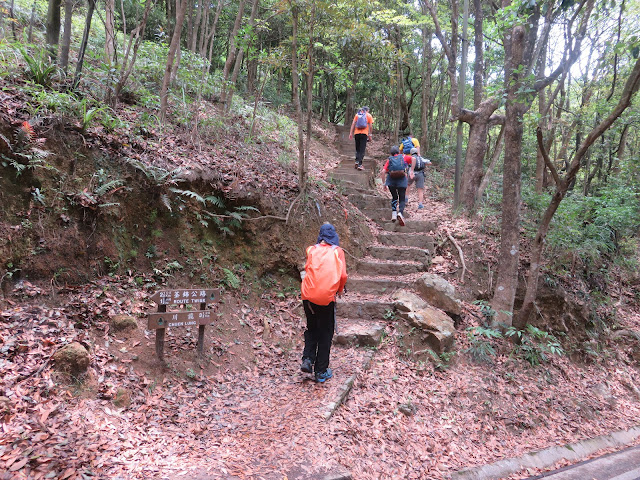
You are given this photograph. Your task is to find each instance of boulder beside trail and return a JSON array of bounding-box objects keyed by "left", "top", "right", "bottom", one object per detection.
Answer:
[
  {"left": 110, "top": 314, "right": 138, "bottom": 333},
  {"left": 415, "top": 273, "right": 462, "bottom": 316},
  {"left": 52, "top": 342, "right": 90, "bottom": 376},
  {"left": 392, "top": 291, "right": 456, "bottom": 353}
]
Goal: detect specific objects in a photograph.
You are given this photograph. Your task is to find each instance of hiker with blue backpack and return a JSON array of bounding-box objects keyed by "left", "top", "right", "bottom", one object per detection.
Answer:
[
  {"left": 349, "top": 106, "right": 374, "bottom": 170},
  {"left": 399, "top": 134, "right": 420, "bottom": 156},
  {"left": 380, "top": 145, "right": 415, "bottom": 226},
  {"left": 407, "top": 147, "right": 431, "bottom": 209}
]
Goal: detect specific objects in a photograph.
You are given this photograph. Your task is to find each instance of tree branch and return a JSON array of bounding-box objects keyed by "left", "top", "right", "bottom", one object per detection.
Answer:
[{"left": 536, "top": 127, "right": 562, "bottom": 188}]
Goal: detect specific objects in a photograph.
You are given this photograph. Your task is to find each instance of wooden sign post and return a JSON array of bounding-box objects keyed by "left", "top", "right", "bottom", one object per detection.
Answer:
[{"left": 148, "top": 288, "right": 220, "bottom": 361}]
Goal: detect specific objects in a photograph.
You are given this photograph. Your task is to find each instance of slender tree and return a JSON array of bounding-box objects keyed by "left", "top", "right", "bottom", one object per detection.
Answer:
[
  {"left": 46, "top": 0, "right": 62, "bottom": 57},
  {"left": 73, "top": 0, "right": 96, "bottom": 88},
  {"left": 59, "top": 0, "right": 74, "bottom": 71},
  {"left": 515, "top": 55, "right": 640, "bottom": 328},
  {"left": 159, "top": 0, "right": 189, "bottom": 122}
]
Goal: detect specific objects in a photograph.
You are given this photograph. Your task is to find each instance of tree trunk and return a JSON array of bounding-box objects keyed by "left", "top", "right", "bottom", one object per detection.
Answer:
[
  {"left": 27, "top": 0, "right": 37, "bottom": 42},
  {"left": 114, "top": 0, "right": 155, "bottom": 101},
  {"left": 475, "top": 124, "right": 504, "bottom": 205},
  {"left": 159, "top": 0, "right": 188, "bottom": 122},
  {"left": 197, "top": 0, "right": 210, "bottom": 55},
  {"left": 190, "top": 0, "right": 203, "bottom": 52},
  {"left": 394, "top": 56, "right": 402, "bottom": 141},
  {"left": 247, "top": 57, "right": 258, "bottom": 95},
  {"left": 454, "top": 0, "right": 469, "bottom": 208},
  {"left": 344, "top": 84, "right": 355, "bottom": 126},
  {"left": 419, "top": 21, "right": 433, "bottom": 151},
  {"left": 105, "top": 0, "right": 116, "bottom": 67},
  {"left": 204, "top": 0, "right": 224, "bottom": 66},
  {"left": 491, "top": 24, "right": 526, "bottom": 327},
  {"left": 73, "top": 0, "right": 96, "bottom": 88},
  {"left": 220, "top": 0, "right": 247, "bottom": 104},
  {"left": 225, "top": 0, "right": 260, "bottom": 112},
  {"left": 46, "top": 0, "right": 62, "bottom": 58},
  {"left": 473, "top": 0, "right": 484, "bottom": 109},
  {"left": 459, "top": 98, "right": 501, "bottom": 210},
  {"left": 170, "top": 44, "right": 181, "bottom": 85},
  {"left": 304, "top": 3, "right": 316, "bottom": 170},
  {"left": 59, "top": 0, "right": 73, "bottom": 71},
  {"left": 290, "top": 3, "right": 305, "bottom": 189},
  {"left": 186, "top": 0, "right": 195, "bottom": 51}
]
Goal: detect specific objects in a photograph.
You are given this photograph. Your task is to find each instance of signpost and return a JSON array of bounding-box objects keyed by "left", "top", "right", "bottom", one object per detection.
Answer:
[{"left": 148, "top": 288, "right": 220, "bottom": 361}]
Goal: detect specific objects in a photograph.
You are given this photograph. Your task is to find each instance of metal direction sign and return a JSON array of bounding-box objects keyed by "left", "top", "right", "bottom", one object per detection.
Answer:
[
  {"left": 147, "top": 309, "right": 213, "bottom": 330},
  {"left": 150, "top": 288, "right": 220, "bottom": 306}
]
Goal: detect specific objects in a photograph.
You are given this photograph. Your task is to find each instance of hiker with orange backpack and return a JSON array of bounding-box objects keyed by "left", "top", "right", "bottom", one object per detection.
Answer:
[{"left": 300, "top": 223, "right": 348, "bottom": 383}]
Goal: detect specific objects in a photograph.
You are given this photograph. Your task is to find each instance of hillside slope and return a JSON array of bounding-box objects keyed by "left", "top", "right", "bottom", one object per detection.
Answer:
[{"left": 2, "top": 81, "right": 640, "bottom": 480}]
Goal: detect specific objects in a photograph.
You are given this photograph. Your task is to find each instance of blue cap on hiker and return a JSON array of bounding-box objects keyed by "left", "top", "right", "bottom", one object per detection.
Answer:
[{"left": 317, "top": 223, "right": 340, "bottom": 246}]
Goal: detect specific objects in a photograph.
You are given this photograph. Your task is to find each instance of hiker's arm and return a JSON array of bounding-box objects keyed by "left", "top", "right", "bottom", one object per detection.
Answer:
[
  {"left": 409, "top": 157, "right": 416, "bottom": 179},
  {"left": 337, "top": 249, "right": 348, "bottom": 293},
  {"left": 368, "top": 116, "right": 373, "bottom": 138},
  {"left": 348, "top": 118, "right": 355, "bottom": 138},
  {"left": 380, "top": 160, "right": 388, "bottom": 182}
]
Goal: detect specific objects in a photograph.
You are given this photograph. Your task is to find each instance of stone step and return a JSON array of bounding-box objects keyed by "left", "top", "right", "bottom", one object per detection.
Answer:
[
  {"left": 334, "top": 319, "right": 386, "bottom": 347},
  {"left": 329, "top": 178, "right": 372, "bottom": 193},
  {"left": 334, "top": 164, "right": 375, "bottom": 175},
  {"left": 346, "top": 276, "right": 406, "bottom": 295},
  {"left": 360, "top": 208, "right": 390, "bottom": 221},
  {"left": 377, "top": 232, "right": 436, "bottom": 250},
  {"left": 348, "top": 193, "right": 388, "bottom": 210},
  {"left": 327, "top": 170, "right": 373, "bottom": 190},
  {"left": 356, "top": 259, "right": 427, "bottom": 276},
  {"left": 369, "top": 245, "right": 431, "bottom": 263},
  {"left": 379, "top": 219, "right": 438, "bottom": 234},
  {"left": 336, "top": 299, "right": 394, "bottom": 320}
]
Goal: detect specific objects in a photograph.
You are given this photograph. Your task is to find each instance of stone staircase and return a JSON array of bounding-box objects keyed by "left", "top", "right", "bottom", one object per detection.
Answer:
[{"left": 329, "top": 125, "right": 437, "bottom": 348}]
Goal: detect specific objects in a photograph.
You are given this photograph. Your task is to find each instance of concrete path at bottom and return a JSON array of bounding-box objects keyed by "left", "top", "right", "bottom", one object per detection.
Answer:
[
  {"left": 451, "top": 426, "right": 640, "bottom": 480},
  {"left": 527, "top": 445, "right": 640, "bottom": 480}
]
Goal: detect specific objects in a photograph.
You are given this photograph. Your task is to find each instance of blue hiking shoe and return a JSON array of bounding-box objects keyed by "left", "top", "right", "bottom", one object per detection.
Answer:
[
  {"left": 418, "top": 203, "right": 424, "bottom": 209},
  {"left": 301, "top": 358, "right": 313, "bottom": 373},
  {"left": 315, "top": 368, "right": 333, "bottom": 383}
]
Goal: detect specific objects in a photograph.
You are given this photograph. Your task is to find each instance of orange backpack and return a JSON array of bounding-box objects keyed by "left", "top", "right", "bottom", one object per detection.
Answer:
[{"left": 301, "top": 244, "right": 343, "bottom": 306}]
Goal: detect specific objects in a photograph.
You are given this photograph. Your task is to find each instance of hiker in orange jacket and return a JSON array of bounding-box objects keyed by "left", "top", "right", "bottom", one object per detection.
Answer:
[
  {"left": 349, "top": 106, "right": 374, "bottom": 170},
  {"left": 300, "top": 223, "right": 347, "bottom": 382}
]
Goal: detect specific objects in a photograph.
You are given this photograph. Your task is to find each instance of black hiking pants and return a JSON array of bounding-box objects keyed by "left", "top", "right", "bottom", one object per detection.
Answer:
[
  {"left": 388, "top": 186, "right": 407, "bottom": 214},
  {"left": 302, "top": 300, "right": 335, "bottom": 375},
  {"left": 354, "top": 133, "right": 368, "bottom": 166}
]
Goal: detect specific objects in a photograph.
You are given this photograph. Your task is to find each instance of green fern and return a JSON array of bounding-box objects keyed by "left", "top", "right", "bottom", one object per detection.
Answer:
[
  {"left": 170, "top": 188, "right": 205, "bottom": 204},
  {"left": 160, "top": 193, "right": 172, "bottom": 211},
  {"left": 94, "top": 179, "right": 124, "bottom": 196},
  {"left": 126, "top": 159, "right": 184, "bottom": 186},
  {"left": 222, "top": 268, "right": 240, "bottom": 289},
  {"left": 235, "top": 205, "right": 259, "bottom": 213},
  {"left": 204, "top": 195, "right": 225, "bottom": 208}
]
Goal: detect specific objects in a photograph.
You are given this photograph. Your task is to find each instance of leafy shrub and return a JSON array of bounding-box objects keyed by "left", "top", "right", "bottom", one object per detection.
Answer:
[
  {"left": 539, "top": 184, "right": 639, "bottom": 264},
  {"left": 464, "top": 326, "right": 502, "bottom": 363},
  {"left": 19, "top": 46, "right": 59, "bottom": 87},
  {"left": 505, "top": 325, "right": 564, "bottom": 366}
]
